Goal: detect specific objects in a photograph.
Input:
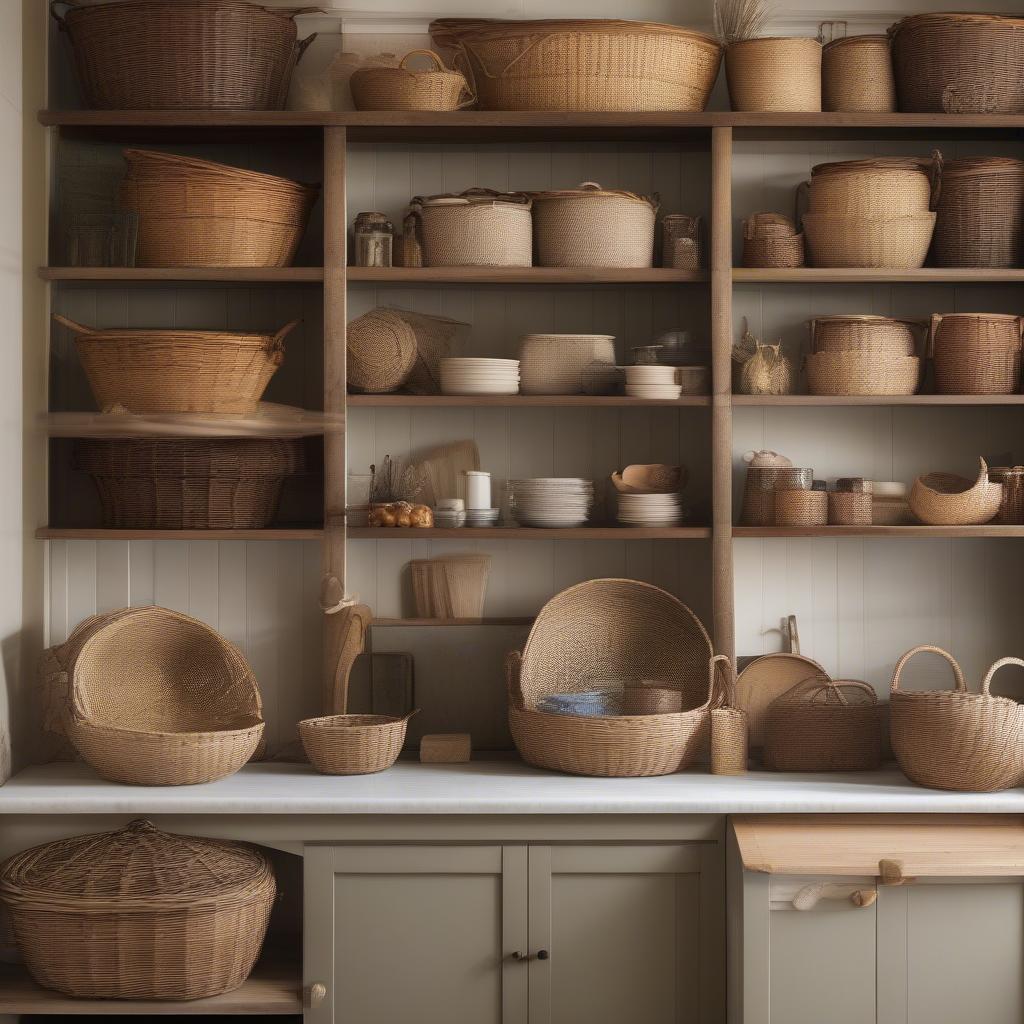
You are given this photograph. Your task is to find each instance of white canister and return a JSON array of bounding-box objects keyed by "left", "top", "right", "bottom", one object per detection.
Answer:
[{"left": 463, "top": 470, "right": 492, "bottom": 510}]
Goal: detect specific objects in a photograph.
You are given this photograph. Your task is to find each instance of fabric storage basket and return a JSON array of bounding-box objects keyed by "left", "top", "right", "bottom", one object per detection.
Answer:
[
  {"left": 0, "top": 819, "right": 275, "bottom": 999},
  {"left": 930, "top": 313, "right": 1023, "bottom": 395},
  {"left": 119, "top": 150, "right": 318, "bottom": 268},
  {"left": 909, "top": 458, "right": 1002, "bottom": 526},
  {"left": 809, "top": 315, "right": 921, "bottom": 356},
  {"left": 53, "top": 0, "right": 314, "bottom": 110},
  {"left": 300, "top": 712, "right": 416, "bottom": 774},
  {"left": 889, "top": 13, "right": 1024, "bottom": 114},
  {"left": 518, "top": 333, "right": 616, "bottom": 395},
  {"left": 532, "top": 183, "right": 658, "bottom": 268},
  {"left": 725, "top": 37, "right": 822, "bottom": 112},
  {"left": 802, "top": 213, "right": 935, "bottom": 269},
  {"left": 821, "top": 34, "right": 896, "bottom": 112},
  {"left": 428, "top": 18, "right": 722, "bottom": 112},
  {"left": 805, "top": 352, "right": 920, "bottom": 395},
  {"left": 350, "top": 49, "right": 472, "bottom": 111},
  {"left": 56, "top": 314, "right": 292, "bottom": 415},
  {"left": 410, "top": 189, "right": 532, "bottom": 267},
  {"left": 74, "top": 438, "right": 305, "bottom": 530},
  {"left": 932, "top": 157, "right": 1024, "bottom": 268}
]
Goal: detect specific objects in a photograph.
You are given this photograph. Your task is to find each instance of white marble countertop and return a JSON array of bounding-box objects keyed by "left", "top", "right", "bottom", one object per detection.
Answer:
[{"left": 3, "top": 761, "right": 1024, "bottom": 815}]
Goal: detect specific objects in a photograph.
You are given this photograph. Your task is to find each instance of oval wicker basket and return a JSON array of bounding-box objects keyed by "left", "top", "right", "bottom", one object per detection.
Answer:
[
  {"left": 0, "top": 819, "right": 275, "bottom": 999},
  {"left": 350, "top": 49, "right": 473, "bottom": 111},
  {"left": 807, "top": 156, "right": 936, "bottom": 218},
  {"left": 518, "top": 333, "right": 616, "bottom": 395},
  {"left": 347, "top": 309, "right": 418, "bottom": 394},
  {"left": 56, "top": 314, "right": 292, "bottom": 415},
  {"left": 909, "top": 457, "right": 1002, "bottom": 526},
  {"left": 930, "top": 312, "right": 1023, "bottom": 395},
  {"left": 890, "top": 646, "right": 1024, "bottom": 792},
  {"left": 429, "top": 18, "right": 722, "bottom": 112},
  {"left": 802, "top": 212, "right": 935, "bottom": 269},
  {"left": 725, "top": 37, "right": 822, "bottom": 112},
  {"left": 300, "top": 712, "right": 417, "bottom": 775},
  {"left": 119, "top": 149, "right": 318, "bottom": 268},
  {"left": 821, "top": 34, "right": 896, "bottom": 113},
  {"left": 53, "top": 0, "right": 313, "bottom": 110},
  {"left": 805, "top": 352, "right": 920, "bottom": 395},
  {"left": 809, "top": 315, "right": 922, "bottom": 356},
  {"left": 410, "top": 189, "right": 532, "bottom": 267},
  {"left": 532, "top": 183, "right": 658, "bottom": 269}
]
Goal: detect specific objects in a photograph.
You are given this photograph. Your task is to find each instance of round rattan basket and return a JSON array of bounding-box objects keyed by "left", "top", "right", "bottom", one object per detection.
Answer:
[
  {"left": 930, "top": 313, "right": 1023, "bottom": 395},
  {"left": 803, "top": 212, "right": 935, "bottom": 268},
  {"left": 742, "top": 234, "right": 805, "bottom": 268},
  {"left": 410, "top": 189, "right": 532, "bottom": 267},
  {"left": 725, "top": 37, "right": 822, "bottom": 112},
  {"left": 805, "top": 352, "right": 921, "bottom": 395},
  {"left": 0, "top": 819, "right": 275, "bottom": 999},
  {"left": 300, "top": 712, "right": 417, "bottom": 774},
  {"left": 821, "top": 34, "right": 896, "bottom": 112},
  {"left": 809, "top": 315, "right": 922, "bottom": 356},
  {"left": 909, "top": 458, "right": 1002, "bottom": 526},
  {"left": 350, "top": 50, "right": 473, "bottom": 111},
  {"left": 347, "top": 309, "right": 418, "bottom": 393}
]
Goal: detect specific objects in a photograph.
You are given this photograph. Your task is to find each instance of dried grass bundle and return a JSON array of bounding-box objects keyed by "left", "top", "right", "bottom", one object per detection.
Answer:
[{"left": 714, "top": 0, "right": 773, "bottom": 44}]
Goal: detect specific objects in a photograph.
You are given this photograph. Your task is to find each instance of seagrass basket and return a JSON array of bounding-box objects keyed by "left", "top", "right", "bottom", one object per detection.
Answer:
[
  {"left": 742, "top": 234, "right": 804, "bottom": 268},
  {"left": 725, "top": 37, "right": 822, "bottom": 112},
  {"left": 350, "top": 50, "right": 472, "bottom": 111},
  {"left": 806, "top": 156, "right": 936, "bottom": 218},
  {"left": 709, "top": 655, "right": 747, "bottom": 775},
  {"left": 805, "top": 352, "right": 921, "bottom": 395},
  {"left": 661, "top": 213, "right": 702, "bottom": 269},
  {"left": 909, "top": 458, "right": 1002, "bottom": 526},
  {"left": 300, "top": 712, "right": 417, "bottom": 774},
  {"left": 56, "top": 314, "right": 292, "bottom": 415},
  {"left": 410, "top": 189, "right": 532, "bottom": 267},
  {"left": 774, "top": 490, "right": 827, "bottom": 527},
  {"left": 821, "top": 34, "right": 896, "bottom": 113},
  {"left": 809, "top": 315, "right": 922, "bottom": 356},
  {"left": 931, "top": 312, "right": 1023, "bottom": 395},
  {"left": 990, "top": 466, "right": 1024, "bottom": 525},
  {"left": 119, "top": 150, "right": 318, "bottom": 268},
  {"left": 890, "top": 646, "right": 1024, "bottom": 792},
  {"left": 347, "top": 309, "right": 418, "bottom": 393},
  {"left": 828, "top": 491, "right": 872, "bottom": 526},
  {"left": 803, "top": 213, "right": 935, "bottom": 268},
  {"left": 0, "top": 819, "right": 275, "bottom": 999}
]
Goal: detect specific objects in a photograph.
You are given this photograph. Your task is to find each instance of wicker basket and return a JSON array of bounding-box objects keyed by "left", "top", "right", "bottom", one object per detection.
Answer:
[
  {"left": 661, "top": 213, "right": 702, "bottom": 269},
  {"left": 410, "top": 189, "right": 532, "bottom": 267},
  {"left": 119, "top": 150, "right": 317, "bottom": 268},
  {"left": 429, "top": 18, "right": 722, "bottom": 112},
  {"left": 805, "top": 352, "right": 920, "bottom": 395},
  {"left": 932, "top": 157, "right": 1024, "bottom": 268},
  {"left": 909, "top": 458, "right": 1002, "bottom": 526},
  {"left": 806, "top": 156, "right": 936, "bottom": 218},
  {"left": 0, "top": 819, "right": 274, "bottom": 999},
  {"left": 930, "top": 313, "right": 1023, "bottom": 395},
  {"left": 828, "top": 491, "right": 872, "bottom": 526},
  {"left": 821, "top": 34, "right": 896, "bottom": 113},
  {"left": 391, "top": 309, "right": 467, "bottom": 395},
  {"left": 53, "top": 0, "right": 313, "bottom": 110},
  {"left": 725, "top": 37, "right": 822, "bottom": 112},
  {"left": 742, "top": 234, "right": 805, "bottom": 268},
  {"left": 889, "top": 14, "right": 1024, "bottom": 114},
  {"left": 990, "top": 466, "right": 1024, "bottom": 525},
  {"left": 300, "top": 712, "right": 416, "bottom": 774},
  {"left": 350, "top": 49, "right": 472, "bottom": 111},
  {"left": 532, "top": 183, "right": 658, "bottom": 269},
  {"left": 709, "top": 655, "right": 747, "bottom": 775},
  {"left": 809, "top": 315, "right": 922, "bottom": 356},
  {"left": 75, "top": 438, "right": 304, "bottom": 530},
  {"left": 49, "top": 606, "right": 264, "bottom": 786},
  {"left": 803, "top": 212, "right": 935, "bottom": 269},
  {"left": 762, "top": 677, "right": 883, "bottom": 772},
  {"left": 347, "top": 309, "right": 418, "bottom": 393},
  {"left": 872, "top": 496, "right": 915, "bottom": 526},
  {"left": 519, "top": 333, "right": 616, "bottom": 395},
  {"left": 56, "top": 314, "right": 292, "bottom": 415},
  {"left": 774, "top": 490, "right": 827, "bottom": 527},
  {"left": 741, "top": 466, "right": 794, "bottom": 526},
  {"left": 890, "top": 646, "right": 1024, "bottom": 792}
]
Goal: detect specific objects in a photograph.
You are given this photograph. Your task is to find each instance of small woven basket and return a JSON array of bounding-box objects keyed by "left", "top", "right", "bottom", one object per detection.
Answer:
[
  {"left": 742, "top": 234, "right": 805, "bottom": 268},
  {"left": 805, "top": 352, "right": 920, "bottom": 395},
  {"left": 725, "top": 37, "right": 822, "bottom": 112},
  {"left": 347, "top": 309, "right": 418, "bottom": 393},
  {"left": 872, "top": 497, "right": 915, "bottom": 526},
  {"left": 300, "top": 712, "right": 417, "bottom": 775},
  {"left": 803, "top": 212, "right": 935, "bottom": 268},
  {"left": 410, "top": 189, "right": 532, "bottom": 267},
  {"left": 661, "top": 213, "right": 702, "bottom": 269},
  {"left": 930, "top": 313, "right": 1023, "bottom": 395},
  {"left": 990, "top": 466, "right": 1024, "bottom": 525},
  {"left": 828, "top": 491, "right": 872, "bottom": 526},
  {"left": 350, "top": 50, "right": 473, "bottom": 111},
  {"left": 709, "top": 655, "right": 747, "bottom": 775},
  {"left": 774, "top": 490, "right": 827, "bottom": 527},
  {"left": 821, "top": 34, "right": 896, "bottom": 112},
  {"left": 519, "top": 333, "right": 616, "bottom": 395},
  {"left": 0, "top": 819, "right": 275, "bottom": 999},
  {"left": 909, "top": 458, "right": 1002, "bottom": 526},
  {"left": 890, "top": 646, "right": 1024, "bottom": 792}
]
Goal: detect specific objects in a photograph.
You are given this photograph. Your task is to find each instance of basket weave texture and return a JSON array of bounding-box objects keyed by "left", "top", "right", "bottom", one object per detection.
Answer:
[
  {"left": 300, "top": 713, "right": 416, "bottom": 774},
  {"left": 774, "top": 490, "right": 827, "bottom": 527},
  {"left": 709, "top": 655, "right": 747, "bottom": 775},
  {"left": 0, "top": 819, "right": 275, "bottom": 999},
  {"left": 930, "top": 313, "right": 1023, "bottom": 395},
  {"left": 347, "top": 310, "right": 418, "bottom": 393},
  {"left": 411, "top": 189, "right": 532, "bottom": 267},
  {"left": 350, "top": 50, "right": 472, "bottom": 111},
  {"left": 806, "top": 352, "right": 920, "bottom": 396},
  {"left": 725, "top": 37, "right": 822, "bottom": 112},
  {"left": 822, "top": 34, "right": 896, "bottom": 112},
  {"left": 803, "top": 212, "right": 935, "bottom": 269},
  {"left": 661, "top": 214, "right": 702, "bottom": 269},
  {"left": 519, "top": 333, "right": 616, "bottom": 395},
  {"left": 909, "top": 457, "right": 1002, "bottom": 526},
  {"left": 809, "top": 315, "right": 921, "bottom": 356},
  {"left": 807, "top": 157, "right": 936, "bottom": 217}
]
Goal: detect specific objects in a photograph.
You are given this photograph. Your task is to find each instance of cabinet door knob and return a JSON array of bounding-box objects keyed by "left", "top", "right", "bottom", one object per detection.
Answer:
[
  {"left": 511, "top": 951, "right": 528, "bottom": 961},
  {"left": 305, "top": 982, "right": 327, "bottom": 1008},
  {"left": 537, "top": 949, "right": 550, "bottom": 960}
]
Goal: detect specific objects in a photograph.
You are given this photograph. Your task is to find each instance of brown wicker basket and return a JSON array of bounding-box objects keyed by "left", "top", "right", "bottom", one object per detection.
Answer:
[
  {"left": 909, "top": 458, "right": 1002, "bottom": 526},
  {"left": 805, "top": 352, "right": 920, "bottom": 395},
  {"left": 709, "top": 655, "right": 747, "bottom": 775},
  {"left": 56, "top": 314, "right": 292, "bottom": 415},
  {"left": 803, "top": 212, "right": 935, "bottom": 268},
  {"left": 809, "top": 315, "right": 922, "bottom": 356},
  {"left": 931, "top": 313, "right": 1023, "bottom": 395},
  {"left": 347, "top": 309, "right": 418, "bottom": 394},
  {"left": 821, "top": 34, "right": 896, "bottom": 113},
  {"left": 74, "top": 438, "right": 305, "bottom": 530},
  {"left": 410, "top": 189, "right": 532, "bottom": 267},
  {"left": 300, "top": 712, "right": 416, "bottom": 774},
  {"left": 661, "top": 213, "right": 702, "bottom": 269},
  {"left": 350, "top": 50, "right": 473, "bottom": 111},
  {"left": 774, "top": 490, "right": 827, "bottom": 527},
  {"left": 53, "top": 0, "right": 314, "bottom": 110},
  {"left": 828, "top": 491, "right": 872, "bottom": 526},
  {"left": 990, "top": 466, "right": 1024, "bottom": 525},
  {"left": 119, "top": 150, "right": 317, "bottom": 268},
  {"left": 726, "top": 37, "right": 822, "bottom": 112},
  {"left": 429, "top": 18, "right": 722, "bottom": 112},
  {"left": 0, "top": 819, "right": 275, "bottom": 999},
  {"left": 890, "top": 646, "right": 1024, "bottom": 792}
]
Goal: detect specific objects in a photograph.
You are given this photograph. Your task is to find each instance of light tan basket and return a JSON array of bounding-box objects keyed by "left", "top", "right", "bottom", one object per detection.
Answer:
[
  {"left": 350, "top": 50, "right": 473, "bottom": 111},
  {"left": 890, "top": 646, "right": 1024, "bottom": 792},
  {"left": 930, "top": 312, "right": 1023, "bottom": 395},
  {"left": 532, "top": 183, "right": 658, "bottom": 269},
  {"left": 734, "top": 340, "right": 794, "bottom": 395},
  {"left": 809, "top": 315, "right": 922, "bottom": 356},
  {"left": 300, "top": 712, "right": 417, "bottom": 775},
  {"left": 806, "top": 156, "right": 937, "bottom": 218},
  {"left": 347, "top": 309, "right": 417, "bottom": 393},
  {"left": 821, "top": 34, "right": 896, "bottom": 112},
  {"left": 429, "top": 18, "right": 722, "bottom": 112},
  {"left": 119, "top": 149, "right": 317, "bottom": 268},
  {"left": 726, "top": 37, "right": 822, "bottom": 112},
  {"left": 709, "top": 655, "right": 747, "bottom": 775},
  {"left": 519, "top": 333, "right": 616, "bottom": 395},
  {"left": 803, "top": 212, "right": 935, "bottom": 268},
  {"left": 410, "top": 189, "right": 532, "bottom": 267},
  {"left": 909, "top": 458, "right": 1002, "bottom": 526},
  {"left": 774, "top": 490, "right": 827, "bottom": 527},
  {"left": 828, "top": 491, "right": 872, "bottom": 526},
  {"left": 0, "top": 819, "right": 275, "bottom": 1000},
  {"left": 805, "top": 352, "right": 920, "bottom": 395}
]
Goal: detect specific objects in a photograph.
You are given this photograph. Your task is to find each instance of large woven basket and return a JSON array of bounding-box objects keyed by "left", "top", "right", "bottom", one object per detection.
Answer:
[
  {"left": 889, "top": 14, "right": 1024, "bottom": 114},
  {"left": 805, "top": 352, "right": 920, "bottom": 395},
  {"left": 410, "top": 189, "right": 532, "bottom": 267},
  {"left": 0, "top": 819, "right": 275, "bottom": 999},
  {"left": 809, "top": 315, "right": 921, "bottom": 356},
  {"left": 890, "top": 646, "right": 1024, "bottom": 792},
  {"left": 75, "top": 438, "right": 305, "bottom": 530},
  {"left": 803, "top": 212, "right": 935, "bottom": 269},
  {"left": 821, "top": 34, "right": 896, "bottom": 112},
  {"left": 909, "top": 458, "right": 1002, "bottom": 526},
  {"left": 300, "top": 712, "right": 416, "bottom": 775},
  {"left": 930, "top": 313, "right": 1023, "bottom": 395},
  {"left": 56, "top": 314, "right": 292, "bottom": 415},
  {"left": 429, "top": 18, "right": 722, "bottom": 112},
  {"left": 532, "top": 183, "right": 658, "bottom": 268},
  {"left": 806, "top": 156, "right": 936, "bottom": 218},
  {"left": 347, "top": 309, "right": 418, "bottom": 393},
  {"left": 350, "top": 50, "right": 473, "bottom": 111},
  {"left": 54, "top": 0, "right": 313, "bottom": 110},
  {"left": 725, "top": 37, "right": 822, "bottom": 112},
  {"left": 518, "top": 333, "right": 616, "bottom": 395},
  {"left": 119, "top": 149, "right": 317, "bottom": 268}
]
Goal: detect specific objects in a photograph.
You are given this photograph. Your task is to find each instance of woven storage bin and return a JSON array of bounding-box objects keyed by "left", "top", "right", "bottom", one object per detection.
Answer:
[
  {"left": 0, "top": 819, "right": 275, "bottom": 999},
  {"left": 872, "top": 496, "right": 914, "bottom": 525},
  {"left": 119, "top": 150, "right": 317, "bottom": 268},
  {"left": 53, "top": 0, "right": 312, "bottom": 110},
  {"left": 661, "top": 213, "right": 701, "bottom": 269},
  {"left": 909, "top": 458, "right": 1002, "bottom": 526},
  {"left": 805, "top": 352, "right": 920, "bottom": 395},
  {"left": 519, "top": 333, "right": 616, "bottom": 395},
  {"left": 532, "top": 183, "right": 658, "bottom": 269},
  {"left": 347, "top": 309, "right": 418, "bottom": 393},
  {"left": 740, "top": 466, "right": 789, "bottom": 526},
  {"left": 725, "top": 37, "right": 822, "bottom": 112},
  {"left": 774, "top": 489, "right": 827, "bottom": 527},
  {"left": 890, "top": 646, "right": 1024, "bottom": 792},
  {"left": 990, "top": 466, "right": 1024, "bottom": 525},
  {"left": 931, "top": 312, "right": 1023, "bottom": 395},
  {"left": 828, "top": 491, "right": 872, "bottom": 525},
  {"left": 75, "top": 438, "right": 304, "bottom": 530},
  {"left": 709, "top": 655, "right": 747, "bottom": 775},
  {"left": 822, "top": 34, "right": 896, "bottom": 112},
  {"left": 809, "top": 315, "right": 921, "bottom": 356},
  {"left": 803, "top": 212, "right": 935, "bottom": 269},
  {"left": 47, "top": 606, "right": 264, "bottom": 786},
  {"left": 410, "top": 189, "right": 532, "bottom": 267},
  {"left": 742, "top": 234, "right": 804, "bottom": 268},
  {"left": 429, "top": 19, "right": 722, "bottom": 112},
  {"left": 350, "top": 50, "right": 472, "bottom": 111},
  {"left": 300, "top": 712, "right": 416, "bottom": 774},
  {"left": 806, "top": 157, "right": 936, "bottom": 218},
  {"left": 56, "top": 314, "right": 292, "bottom": 415},
  {"left": 889, "top": 14, "right": 1024, "bottom": 114},
  {"left": 762, "top": 677, "right": 883, "bottom": 772}
]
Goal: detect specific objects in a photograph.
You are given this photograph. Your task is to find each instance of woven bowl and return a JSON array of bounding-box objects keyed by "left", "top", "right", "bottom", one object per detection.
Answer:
[
  {"left": 300, "top": 712, "right": 417, "bottom": 775},
  {"left": 909, "top": 457, "right": 1002, "bottom": 526}
]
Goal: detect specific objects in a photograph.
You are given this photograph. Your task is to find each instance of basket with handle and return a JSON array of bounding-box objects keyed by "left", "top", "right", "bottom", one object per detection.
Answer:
[
  {"left": 889, "top": 646, "right": 1024, "bottom": 792},
  {"left": 350, "top": 49, "right": 474, "bottom": 111},
  {"left": 300, "top": 711, "right": 418, "bottom": 775},
  {"left": 929, "top": 313, "right": 1023, "bottom": 395},
  {"left": 710, "top": 655, "right": 748, "bottom": 775}
]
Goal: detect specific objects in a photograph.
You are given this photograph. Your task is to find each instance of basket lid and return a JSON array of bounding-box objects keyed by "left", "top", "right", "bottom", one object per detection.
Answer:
[
  {"left": 412, "top": 188, "right": 531, "bottom": 209},
  {"left": 533, "top": 182, "right": 658, "bottom": 209},
  {"left": 811, "top": 156, "right": 933, "bottom": 178},
  {"left": 0, "top": 819, "right": 274, "bottom": 913}
]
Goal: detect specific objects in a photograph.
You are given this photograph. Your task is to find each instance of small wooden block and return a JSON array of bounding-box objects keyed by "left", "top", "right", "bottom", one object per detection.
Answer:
[{"left": 420, "top": 733, "right": 471, "bottom": 763}]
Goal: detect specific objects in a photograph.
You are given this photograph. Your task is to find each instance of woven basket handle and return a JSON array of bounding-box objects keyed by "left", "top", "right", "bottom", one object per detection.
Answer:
[
  {"left": 807, "top": 677, "right": 878, "bottom": 707},
  {"left": 928, "top": 149, "right": 944, "bottom": 210},
  {"left": 52, "top": 314, "right": 96, "bottom": 335},
  {"left": 890, "top": 644, "right": 966, "bottom": 695},
  {"left": 710, "top": 654, "right": 736, "bottom": 709},
  {"left": 786, "top": 614, "right": 800, "bottom": 655},
  {"left": 926, "top": 313, "right": 943, "bottom": 359},
  {"left": 400, "top": 49, "right": 448, "bottom": 72},
  {"left": 505, "top": 650, "right": 526, "bottom": 710},
  {"left": 269, "top": 320, "right": 299, "bottom": 363},
  {"left": 981, "top": 657, "right": 1024, "bottom": 696},
  {"left": 295, "top": 32, "right": 319, "bottom": 64}
]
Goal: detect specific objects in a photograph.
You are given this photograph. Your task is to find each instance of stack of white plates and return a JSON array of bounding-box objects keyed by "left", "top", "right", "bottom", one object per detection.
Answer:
[
  {"left": 509, "top": 478, "right": 594, "bottom": 528},
  {"left": 433, "top": 507, "right": 466, "bottom": 528},
  {"left": 616, "top": 493, "right": 686, "bottom": 527},
  {"left": 440, "top": 358, "right": 520, "bottom": 396},
  {"left": 623, "top": 365, "right": 682, "bottom": 400},
  {"left": 464, "top": 507, "right": 500, "bottom": 527}
]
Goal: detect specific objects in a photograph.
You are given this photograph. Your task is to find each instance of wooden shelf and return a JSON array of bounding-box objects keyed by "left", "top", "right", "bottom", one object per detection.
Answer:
[
  {"left": 348, "top": 394, "right": 710, "bottom": 408},
  {"left": 0, "top": 960, "right": 302, "bottom": 1015},
  {"left": 733, "top": 394, "right": 1024, "bottom": 407},
  {"left": 733, "top": 267, "right": 1024, "bottom": 284},
  {"left": 37, "top": 527, "right": 323, "bottom": 541},
  {"left": 349, "top": 526, "right": 711, "bottom": 540},
  {"left": 373, "top": 617, "right": 533, "bottom": 626},
  {"left": 734, "top": 525, "right": 1024, "bottom": 538},
  {"left": 348, "top": 267, "right": 705, "bottom": 285},
  {"left": 40, "top": 266, "right": 324, "bottom": 283}
]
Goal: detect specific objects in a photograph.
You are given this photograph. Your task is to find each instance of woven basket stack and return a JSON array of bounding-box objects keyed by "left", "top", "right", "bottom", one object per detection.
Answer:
[
  {"left": 930, "top": 313, "right": 1023, "bottom": 395},
  {"left": 741, "top": 213, "right": 804, "bottom": 268},
  {"left": 805, "top": 315, "right": 922, "bottom": 396}
]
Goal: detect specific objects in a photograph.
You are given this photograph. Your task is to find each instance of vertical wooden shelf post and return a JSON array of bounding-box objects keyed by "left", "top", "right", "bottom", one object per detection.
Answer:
[{"left": 710, "top": 126, "right": 735, "bottom": 662}]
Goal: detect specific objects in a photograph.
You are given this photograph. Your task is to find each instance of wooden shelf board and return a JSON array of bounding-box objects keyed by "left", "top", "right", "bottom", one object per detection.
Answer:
[
  {"left": 734, "top": 525, "right": 1024, "bottom": 538},
  {"left": 349, "top": 526, "right": 711, "bottom": 540},
  {"left": 734, "top": 267, "right": 1024, "bottom": 284},
  {"left": 733, "top": 394, "right": 1024, "bottom": 407},
  {"left": 0, "top": 960, "right": 302, "bottom": 1015},
  {"left": 40, "top": 266, "right": 324, "bottom": 283},
  {"left": 373, "top": 617, "right": 534, "bottom": 626},
  {"left": 347, "top": 267, "right": 705, "bottom": 285},
  {"left": 348, "top": 394, "right": 710, "bottom": 408},
  {"left": 37, "top": 527, "right": 324, "bottom": 541}
]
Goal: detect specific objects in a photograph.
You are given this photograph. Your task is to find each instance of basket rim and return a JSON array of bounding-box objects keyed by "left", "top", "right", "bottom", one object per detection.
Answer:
[
  {"left": 300, "top": 712, "right": 415, "bottom": 731},
  {"left": 889, "top": 11, "right": 1024, "bottom": 34},
  {"left": 61, "top": 0, "right": 312, "bottom": 23},
  {"left": 122, "top": 149, "right": 319, "bottom": 197},
  {"left": 70, "top": 717, "right": 265, "bottom": 739},
  {"left": 822, "top": 33, "right": 890, "bottom": 50}
]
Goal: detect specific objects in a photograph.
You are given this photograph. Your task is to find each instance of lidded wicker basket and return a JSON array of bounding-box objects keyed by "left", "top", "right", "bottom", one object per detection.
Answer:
[
  {"left": 0, "top": 819, "right": 275, "bottom": 999},
  {"left": 821, "top": 33, "right": 896, "bottom": 113},
  {"left": 806, "top": 156, "right": 937, "bottom": 217},
  {"left": 725, "top": 37, "right": 822, "bottom": 112},
  {"left": 300, "top": 712, "right": 417, "bottom": 775},
  {"left": 410, "top": 189, "right": 532, "bottom": 267},
  {"left": 809, "top": 315, "right": 922, "bottom": 356},
  {"left": 909, "top": 457, "right": 1002, "bottom": 526},
  {"left": 350, "top": 49, "right": 472, "bottom": 111}
]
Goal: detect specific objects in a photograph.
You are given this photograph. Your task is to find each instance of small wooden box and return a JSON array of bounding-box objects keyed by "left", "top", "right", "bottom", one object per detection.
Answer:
[{"left": 420, "top": 733, "right": 471, "bottom": 763}]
